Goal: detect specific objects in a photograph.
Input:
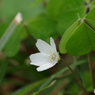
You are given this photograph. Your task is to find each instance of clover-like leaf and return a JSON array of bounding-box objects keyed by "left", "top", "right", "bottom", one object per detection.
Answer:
[
  {"left": 66, "top": 22, "right": 95, "bottom": 56},
  {"left": 59, "top": 8, "right": 95, "bottom": 56},
  {"left": 59, "top": 20, "right": 81, "bottom": 54}
]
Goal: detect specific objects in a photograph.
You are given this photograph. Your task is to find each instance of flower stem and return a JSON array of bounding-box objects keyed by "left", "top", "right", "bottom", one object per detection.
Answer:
[
  {"left": 88, "top": 53, "right": 95, "bottom": 89},
  {"left": 61, "top": 58, "right": 88, "bottom": 95}
]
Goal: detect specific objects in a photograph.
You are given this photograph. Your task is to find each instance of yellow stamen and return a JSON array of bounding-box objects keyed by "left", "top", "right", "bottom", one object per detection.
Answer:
[{"left": 50, "top": 53, "right": 56, "bottom": 62}]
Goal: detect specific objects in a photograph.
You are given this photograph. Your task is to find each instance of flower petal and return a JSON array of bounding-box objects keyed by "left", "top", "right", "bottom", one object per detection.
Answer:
[
  {"left": 36, "top": 62, "right": 56, "bottom": 72},
  {"left": 50, "top": 37, "right": 57, "bottom": 52},
  {"left": 29, "top": 53, "right": 49, "bottom": 66},
  {"left": 36, "top": 39, "right": 53, "bottom": 54}
]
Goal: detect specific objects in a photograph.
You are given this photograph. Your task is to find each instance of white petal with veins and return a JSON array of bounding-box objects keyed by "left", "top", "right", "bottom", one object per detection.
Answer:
[
  {"left": 50, "top": 37, "right": 56, "bottom": 52},
  {"left": 29, "top": 37, "right": 60, "bottom": 71},
  {"left": 36, "top": 39, "right": 53, "bottom": 54},
  {"left": 37, "top": 62, "right": 56, "bottom": 71},
  {"left": 29, "top": 53, "right": 49, "bottom": 66}
]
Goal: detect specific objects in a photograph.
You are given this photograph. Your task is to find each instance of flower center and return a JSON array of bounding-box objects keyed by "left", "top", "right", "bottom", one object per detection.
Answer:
[{"left": 50, "top": 53, "right": 56, "bottom": 62}]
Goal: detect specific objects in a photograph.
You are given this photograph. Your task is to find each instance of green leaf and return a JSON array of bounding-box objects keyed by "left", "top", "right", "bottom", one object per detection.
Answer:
[
  {"left": 47, "top": 0, "right": 84, "bottom": 21},
  {"left": 90, "top": 0, "right": 95, "bottom": 10},
  {"left": 0, "top": 22, "right": 18, "bottom": 53},
  {"left": 84, "top": 8, "right": 95, "bottom": 31},
  {"left": 83, "top": 72, "right": 93, "bottom": 91},
  {"left": 10, "top": 79, "right": 46, "bottom": 95},
  {"left": 59, "top": 8, "right": 95, "bottom": 55},
  {"left": 58, "top": 7, "right": 86, "bottom": 35},
  {"left": 3, "top": 26, "right": 22, "bottom": 57},
  {"left": 31, "top": 0, "right": 45, "bottom": 7},
  {"left": 85, "top": 8, "right": 95, "bottom": 21},
  {"left": 84, "top": 18, "right": 95, "bottom": 31},
  {"left": 20, "top": 27, "right": 28, "bottom": 40},
  {"left": 66, "top": 22, "right": 95, "bottom": 56},
  {"left": 0, "top": 24, "right": 9, "bottom": 37},
  {"left": 0, "top": 0, "right": 45, "bottom": 22},
  {"left": 67, "top": 83, "right": 79, "bottom": 94},
  {"left": 0, "top": 59, "right": 9, "bottom": 86},
  {"left": 28, "top": 15, "right": 58, "bottom": 41},
  {"left": 59, "top": 20, "right": 81, "bottom": 54}
]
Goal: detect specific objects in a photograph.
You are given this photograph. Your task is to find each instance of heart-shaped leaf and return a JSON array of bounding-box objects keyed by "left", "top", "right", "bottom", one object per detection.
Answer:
[
  {"left": 59, "top": 8, "right": 95, "bottom": 56},
  {"left": 59, "top": 20, "right": 81, "bottom": 53},
  {"left": 66, "top": 22, "right": 95, "bottom": 56}
]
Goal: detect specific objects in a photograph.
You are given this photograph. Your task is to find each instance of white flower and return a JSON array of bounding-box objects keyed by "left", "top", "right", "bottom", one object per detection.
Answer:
[{"left": 29, "top": 37, "right": 60, "bottom": 72}]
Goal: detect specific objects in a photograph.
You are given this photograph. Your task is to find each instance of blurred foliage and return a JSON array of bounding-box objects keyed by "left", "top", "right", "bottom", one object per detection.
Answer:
[{"left": 0, "top": 0, "right": 95, "bottom": 95}]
